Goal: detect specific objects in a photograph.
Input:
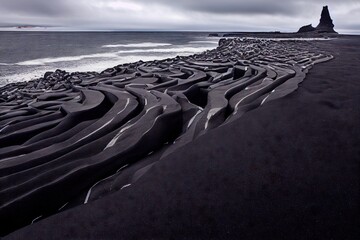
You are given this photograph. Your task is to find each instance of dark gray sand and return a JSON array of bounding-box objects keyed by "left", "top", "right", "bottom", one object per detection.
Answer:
[{"left": 1, "top": 36, "right": 360, "bottom": 239}]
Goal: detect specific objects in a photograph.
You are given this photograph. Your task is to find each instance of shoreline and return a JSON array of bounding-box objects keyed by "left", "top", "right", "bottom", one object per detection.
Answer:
[
  {"left": 1, "top": 33, "right": 358, "bottom": 89},
  {"left": 0, "top": 32, "right": 219, "bottom": 87},
  {"left": 1, "top": 35, "right": 359, "bottom": 238},
  {"left": 0, "top": 34, "right": 342, "bottom": 88}
]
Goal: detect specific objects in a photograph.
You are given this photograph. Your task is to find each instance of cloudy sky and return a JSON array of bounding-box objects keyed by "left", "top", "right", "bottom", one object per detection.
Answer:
[{"left": 0, "top": 0, "right": 359, "bottom": 33}]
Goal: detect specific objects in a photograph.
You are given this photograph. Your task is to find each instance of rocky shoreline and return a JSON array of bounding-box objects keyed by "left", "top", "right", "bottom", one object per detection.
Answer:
[
  {"left": 209, "top": 5, "right": 338, "bottom": 38},
  {"left": 0, "top": 37, "right": 336, "bottom": 236}
]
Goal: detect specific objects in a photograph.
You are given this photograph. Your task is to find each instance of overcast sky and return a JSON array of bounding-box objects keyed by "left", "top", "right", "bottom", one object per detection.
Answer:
[{"left": 0, "top": 0, "right": 359, "bottom": 33}]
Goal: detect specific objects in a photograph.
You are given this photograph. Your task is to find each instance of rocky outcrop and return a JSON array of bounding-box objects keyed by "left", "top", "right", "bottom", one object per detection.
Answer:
[
  {"left": 316, "top": 6, "right": 337, "bottom": 33},
  {"left": 298, "top": 24, "right": 316, "bottom": 33},
  {"left": 297, "top": 6, "right": 337, "bottom": 34}
]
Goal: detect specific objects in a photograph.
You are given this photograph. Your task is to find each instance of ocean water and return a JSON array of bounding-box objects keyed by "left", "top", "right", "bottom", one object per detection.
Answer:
[{"left": 0, "top": 32, "right": 219, "bottom": 86}]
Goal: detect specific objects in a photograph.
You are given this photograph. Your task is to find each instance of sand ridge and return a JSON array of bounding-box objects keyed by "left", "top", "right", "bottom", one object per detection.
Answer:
[{"left": 0, "top": 37, "right": 335, "bottom": 235}]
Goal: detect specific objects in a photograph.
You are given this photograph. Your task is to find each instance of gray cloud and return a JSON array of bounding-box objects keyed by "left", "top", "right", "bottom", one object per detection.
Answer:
[
  {"left": 0, "top": 0, "right": 358, "bottom": 33},
  {"left": 0, "top": 0, "right": 73, "bottom": 16},
  {"left": 135, "top": 0, "right": 299, "bottom": 15}
]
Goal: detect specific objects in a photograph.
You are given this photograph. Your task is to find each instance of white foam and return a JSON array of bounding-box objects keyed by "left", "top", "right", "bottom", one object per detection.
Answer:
[
  {"left": 11, "top": 46, "right": 211, "bottom": 68},
  {"left": 189, "top": 40, "right": 219, "bottom": 44},
  {"left": 1, "top": 45, "right": 216, "bottom": 85},
  {"left": 0, "top": 71, "right": 45, "bottom": 86},
  {"left": 16, "top": 52, "right": 118, "bottom": 66},
  {"left": 116, "top": 46, "right": 211, "bottom": 54},
  {"left": 63, "top": 54, "right": 183, "bottom": 72},
  {"left": 102, "top": 42, "right": 172, "bottom": 48},
  {"left": 0, "top": 53, "right": 187, "bottom": 85}
]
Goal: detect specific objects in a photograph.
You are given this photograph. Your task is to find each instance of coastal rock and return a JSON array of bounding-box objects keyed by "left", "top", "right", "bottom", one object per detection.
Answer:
[
  {"left": 44, "top": 71, "right": 53, "bottom": 79},
  {"left": 296, "top": 6, "right": 337, "bottom": 34},
  {"left": 297, "top": 24, "right": 316, "bottom": 33},
  {"left": 316, "top": 6, "right": 337, "bottom": 33}
]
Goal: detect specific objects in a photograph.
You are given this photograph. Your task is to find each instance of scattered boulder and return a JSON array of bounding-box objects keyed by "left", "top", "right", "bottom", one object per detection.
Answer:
[{"left": 44, "top": 71, "right": 53, "bottom": 79}]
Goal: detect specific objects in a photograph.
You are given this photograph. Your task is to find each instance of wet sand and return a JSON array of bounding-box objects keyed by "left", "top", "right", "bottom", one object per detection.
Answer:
[{"left": 1, "top": 36, "right": 360, "bottom": 239}]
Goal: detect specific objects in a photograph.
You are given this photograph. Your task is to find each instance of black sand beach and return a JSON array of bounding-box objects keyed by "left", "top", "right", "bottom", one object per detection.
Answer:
[{"left": 1, "top": 36, "right": 360, "bottom": 239}]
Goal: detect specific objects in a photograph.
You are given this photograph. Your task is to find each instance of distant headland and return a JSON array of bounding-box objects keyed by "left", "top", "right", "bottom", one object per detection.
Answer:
[{"left": 210, "top": 5, "right": 338, "bottom": 38}]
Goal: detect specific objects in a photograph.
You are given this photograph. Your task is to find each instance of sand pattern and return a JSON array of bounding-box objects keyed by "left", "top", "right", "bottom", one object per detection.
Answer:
[{"left": 0, "top": 38, "right": 333, "bottom": 234}]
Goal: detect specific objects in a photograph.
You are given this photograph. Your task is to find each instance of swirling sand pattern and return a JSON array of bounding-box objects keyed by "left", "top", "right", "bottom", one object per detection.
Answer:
[{"left": 0, "top": 38, "right": 333, "bottom": 234}]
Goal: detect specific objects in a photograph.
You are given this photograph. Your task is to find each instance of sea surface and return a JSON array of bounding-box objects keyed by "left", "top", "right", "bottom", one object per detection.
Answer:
[{"left": 0, "top": 31, "right": 219, "bottom": 86}]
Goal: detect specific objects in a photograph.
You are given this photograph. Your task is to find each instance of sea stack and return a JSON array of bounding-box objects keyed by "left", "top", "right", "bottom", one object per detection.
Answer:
[
  {"left": 297, "top": 5, "right": 337, "bottom": 34},
  {"left": 316, "top": 5, "right": 337, "bottom": 33}
]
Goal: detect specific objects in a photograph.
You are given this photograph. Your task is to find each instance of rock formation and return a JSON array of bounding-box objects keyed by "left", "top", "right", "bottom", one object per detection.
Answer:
[
  {"left": 316, "top": 5, "right": 336, "bottom": 33},
  {"left": 297, "top": 5, "right": 337, "bottom": 34},
  {"left": 298, "top": 24, "right": 316, "bottom": 33}
]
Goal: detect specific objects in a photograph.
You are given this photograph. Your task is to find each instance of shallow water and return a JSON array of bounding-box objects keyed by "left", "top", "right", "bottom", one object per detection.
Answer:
[{"left": 0, "top": 31, "right": 219, "bottom": 85}]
